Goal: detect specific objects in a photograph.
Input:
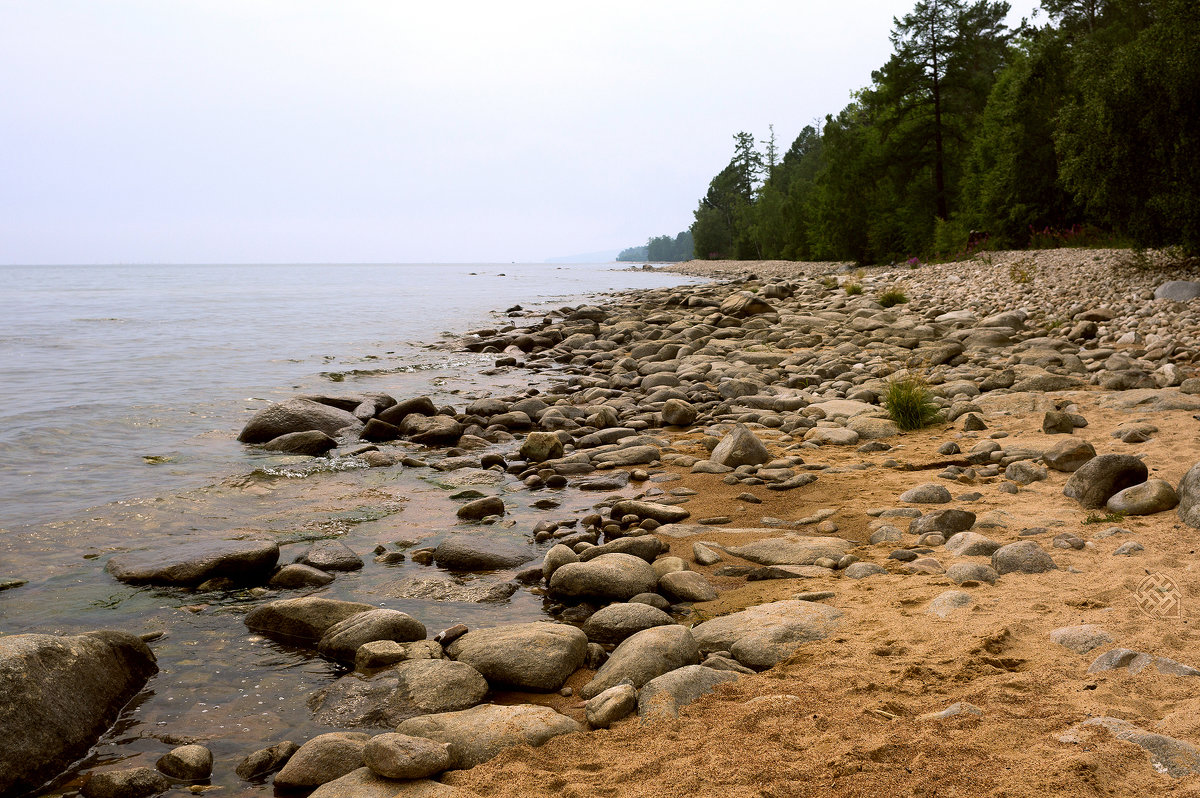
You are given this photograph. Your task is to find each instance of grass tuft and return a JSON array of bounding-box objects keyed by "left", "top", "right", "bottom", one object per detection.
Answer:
[
  {"left": 884, "top": 374, "right": 941, "bottom": 431},
  {"left": 844, "top": 282, "right": 863, "bottom": 296},
  {"left": 878, "top": 288, "right": 909, "bottom": 308}
]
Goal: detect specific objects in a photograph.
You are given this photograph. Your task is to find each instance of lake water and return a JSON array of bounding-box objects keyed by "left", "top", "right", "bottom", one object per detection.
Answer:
[
  {"left": 0, "top": 261, "right": 699, "bottom": 795},
  {"left": 0, "top": 262, "right": 696, "bottom": 531}
]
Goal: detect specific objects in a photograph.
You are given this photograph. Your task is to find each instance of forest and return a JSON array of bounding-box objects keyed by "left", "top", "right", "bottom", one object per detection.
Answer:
[{"left": 688, "top": 0, "right": 1199, "bottom": 264}]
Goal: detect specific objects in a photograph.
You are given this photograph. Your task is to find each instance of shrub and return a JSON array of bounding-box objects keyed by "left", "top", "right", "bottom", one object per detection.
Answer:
[
  {"left": 844, "top": 282, "right": 863, "bottom": 296},
  {"left": 821, "top": 276, "right": 838, "bottom": 289},
  {"left": 878, "top": 288, "right": 908, "bottom": 308},
  {"left": 1008, "top": 256, "right": 1037, "bottom": 284},
  {"left": 884, "top": 375, "right": 941, "bottom": 431}
]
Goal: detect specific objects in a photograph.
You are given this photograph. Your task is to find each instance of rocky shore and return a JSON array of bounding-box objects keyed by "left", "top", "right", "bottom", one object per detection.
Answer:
[{"left": 5, "top": 248, "right": 1200, "bottom": 797}]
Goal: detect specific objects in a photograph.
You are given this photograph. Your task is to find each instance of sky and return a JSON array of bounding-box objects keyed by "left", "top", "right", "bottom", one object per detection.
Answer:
[{"left": 0, "top": 0, "right": 1042, "bottom": 264}]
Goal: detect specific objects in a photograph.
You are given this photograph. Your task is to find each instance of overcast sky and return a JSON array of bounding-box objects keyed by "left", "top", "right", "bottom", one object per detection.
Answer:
[{"left": 1, "top": 0, "right": 1041, "bottom": 264}]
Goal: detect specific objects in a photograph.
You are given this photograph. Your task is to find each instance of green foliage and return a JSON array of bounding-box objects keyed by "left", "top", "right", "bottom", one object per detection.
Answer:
[
  {"left": 615, "top": 245, "right": 648, "bottom": 262},
  {"left": 878, "top": 288, "right": 909, "bottom": 307},
  {"left": 686, "top": 0, "right": 1199, "bottom": 263},
  {"left": 1083, "top": 509, "right": 1127, "bottom": 525},
  {"left": 884, "top": 374, "right": 941, "bottom": 431},
  {"left": 1055, "top": 0, "right": 1200, "bottom": 252},
  {"left": 844, "top": 282, "right": 864, "bottom": 295},
  {"left": 1008, "top": 256, "right": 1037, "bottom": 283}
]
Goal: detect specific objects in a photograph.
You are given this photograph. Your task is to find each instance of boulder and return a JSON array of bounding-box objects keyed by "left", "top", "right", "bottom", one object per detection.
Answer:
[
  {"left": 1063, "top": 454, "right": 1148, "bottom": 509},
  {"left": 719, "top": 536, "right": 853, "bottom": 566},
  {"left": 156, "top": 744, "right": 212, "bottom": 780},
  {"left": 661, "top": 399, "right": 698, "bottom": 427},
  {"left": 297, "top": 540, "right": 364, "bottom": 572},
  {"left": 396, "top": 704, "right": 582, "bottom": 770},
  {"left": 899, "top": 484, "right": 952, "bottom": 504},
  {"left": 579, "top": 625, "right": 700, "bottom": 699},
  {"left": 581, "top": 603, "right": 674, "bottom": 645},
  {"left": 1154, "top": 281, "right": 1200, "bottom": 302},
  {"left": 944, "top": 531, "right": 1002, "bottom": 557},
  {"left": 577, "top": 536, "right": 668, "bottom": 563},
  {"left": 719, "top": 291, "right": 775, "bottom": 317},
  {"left": 262, "top": 430, "right": 339, "bottom": 456},
  {"left": 1044, "top": 439, "right": 1096, "bottom": 472},
  {"left": 585, "top": 684, "right": 638, "bottom": 729},
  {"left": 433, "top": 537, "right": 533, "bottom": 571},
  {"left": 1049, "top": 625, "right": 1113, "bottom": 655},
  {"left": 309, "top": 659, "right": 488, "bottom": 729},
  {"left": 0, "top": 631, "right": 158, "bottom": 796},
  {"left": 238, "top": 398, "right": 362, "bottom": 443},
  {"left": 1060, "top": 717, "right": 1200, "bottom": 778},
  {"left": 991, "top": 541, "right": 1057, "bottom": 575},
  {"left": 445, "top": 623, "right": 587, "bottom": 691},
  {"left": 637, "top": 664, "right": 740, "bottom": 721},
  {"left": 456, "top": 496, "right": 505, "bottom": 521},
  {"left": 519, "top": 432, "right": 564, "bottom": 463},
  {"left": 658, "top": 571, "right": 718, "bottom": 602},
  {"left": 946, "top": 562, "right": 998, "bottom": 586},
  {"left": 81, "top": 767, "right": 170, "bottom": 798},
  {"left": 548, "top": 553, "right": 658, "bottom": 602},
  {"left": 274, "top": 732, "right": 370, "bottom": 789},
  {"left": 591, "top": 445, "right": 661, "bottom": 466},
  {"left": 362, "top": 733, "right": 452, "bottom": 780},
  {"left": 709, "top": 424, "right": 771, "bottom": 468},
  {"left": 910, "top": 509, "right": 976, "bottom": 537},
  {"left": 401, "top": 415, "right": 464, "bottom": 446},
  {"left": 377, "top": 396, "right": 438, "bottom": 424},
  {"left": 1179, "top": 461, "right": 1200, "bottom": 529},
  {"left": 610, "top": 500, "right": 691, "bottom": 525},
  {"left": 270, "top": 563, "right": 336, "bottom": 589},
  {"left": 308, "top": 768, "right": 477, "bottom": 798},
  {"left": 1106, "top": 479, "right": 1179, "bottom": 516},
  {"left": 317, "top": 609, "right": 427, "bottom": 663},
  {"left": 236, "top": 741, "right": 299, "bottom": 781},
  {"left": 690, "top": 600, "right": 841, "bottom": 671},
  {"left": 245, "top": 596, "right": 374, "bottom": 645},
  {"left": 106, "top": 539, "right": 279, "bottom": 586}
]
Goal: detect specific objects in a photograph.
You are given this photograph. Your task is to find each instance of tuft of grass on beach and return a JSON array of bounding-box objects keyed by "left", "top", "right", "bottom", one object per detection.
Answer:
[
  {"left": 844, "top": 282, "right": 863, "bottom": 296},
  {"left": 878, "top": 288, "right": 908, "bottom": 307},
  {"left": 884, "top": 374, "right": 941, "bottom": 431}
]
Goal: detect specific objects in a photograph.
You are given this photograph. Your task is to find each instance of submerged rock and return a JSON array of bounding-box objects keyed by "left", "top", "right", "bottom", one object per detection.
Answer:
[
  {"left": 238, "top": 398, "right": 362, "bottom": 443},
  {"left": 106, "top": 539, "right": 279, "bottom": 587}
]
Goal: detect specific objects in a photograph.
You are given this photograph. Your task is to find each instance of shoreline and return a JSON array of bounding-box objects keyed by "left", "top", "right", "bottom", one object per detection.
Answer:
[{"left": 8, "top": 249, "right": 1200, "bottom": 796}]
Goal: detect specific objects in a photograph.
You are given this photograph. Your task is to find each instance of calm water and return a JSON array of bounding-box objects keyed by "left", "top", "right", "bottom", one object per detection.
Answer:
[
  {"left": 0, "top": 262, "right": 695, "bottom": 530},
  {"left": 0, "top": 262, "right": 700, "bottom": 795}
]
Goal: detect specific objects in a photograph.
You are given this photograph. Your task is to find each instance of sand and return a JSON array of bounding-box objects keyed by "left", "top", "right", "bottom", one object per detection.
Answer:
[{"left": 438, "top": 254, "right": 1200, "bottom": 797}]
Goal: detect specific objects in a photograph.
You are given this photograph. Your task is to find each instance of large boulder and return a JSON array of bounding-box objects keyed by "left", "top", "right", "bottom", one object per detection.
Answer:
[
  {"left": 580, "top": 603, "right": 674, "bottom": 645},
  {"left": 317, "top": 609, "right": 427, "bottom": 663},
  {"left": 245, "top": 596, "right": 374, "bottom": 645},
  {"left": 274, "top": 732, "right": 370, "bottom": 789},
  {"left": 991, "top": 541, "right": 1057, "bottom": 575},
  {"left": 1044, "top": 439, "right": 1097, "bottom": 472},
  {"left": 396, "top": 704, "right": 582, "bottom": 770},
  {"left": 690, "top": 600, "right": 842, "bottom": 670},
  {"left": 106, "top": 539, "right": 279, "bottom": 587},
  {"left": 445, "top": 623, "right": 587, "bottom": 691},
  {"left": 1063, "top": 454, "right": 1148, "bottom": 509},
  {"left": 238, "top": 398, "right": 362, "bottom": 443},
  {"left": 579, "top": 625, "right": 700, "bottom": 699},
  {"left": 400, "top": 415, "right": 463, "bottom": 446},
  {"left": 433, "top": 537, "right": 534, "bottom": 572},
  {"left": 719, "top": 536, "right": 854, "bottom": 566},
  {"left": 308, "top": 659, "right": 488, "bottom": 729},
  {"left": 637, "top": 664, "right": 741, "bottom": 721},
  {"left": 308, "top": 768, "right": 474, "bottom": 798},
  {"left": 0, "top": 631, "right": 158, "bottom": 796},
  {"left": 548, "top": 553, "right": 658, "bottom": 602},
  {"left": 718, "top": 291, "right": 775, "bottom": 317},
  {"left": 261, "top": 430, "right": 339, "bottom": 456},
  {"left": 1106, "top": 479, "right": 1179, "bottom": 516},
  {"left": 1154, "top": 281, "right": 1200, "bottom": 302},
  {"left": 609, "top": 500, "right": 691, "bottom": 525},
  {"left": 709, "top": 424, "right": 771, "bottom": 468},
  {"left": 1179, "top": 462, "right": 1200, "bottom": 528}
]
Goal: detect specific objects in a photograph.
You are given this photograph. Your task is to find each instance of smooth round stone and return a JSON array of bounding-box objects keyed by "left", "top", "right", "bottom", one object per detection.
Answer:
[
  {"left": 1106, "top": 479, "right": 1179, "bottom": 516},
  {"left": 155, "top": 744, "right": 212, "bottom": 780},
  {"left": 362, "top": 733, "right": 451, "bottom": 780},
  {"left": 899, "top": 484, "right": 952, "bottom": 504}
]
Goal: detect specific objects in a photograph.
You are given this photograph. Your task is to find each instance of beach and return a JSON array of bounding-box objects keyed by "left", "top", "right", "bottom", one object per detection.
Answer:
[{"left": 7, "top": 250, "right": 1200, "bottom": 796}]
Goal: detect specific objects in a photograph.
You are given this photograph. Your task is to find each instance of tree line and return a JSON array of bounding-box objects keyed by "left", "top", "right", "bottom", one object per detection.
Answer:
[
  {"left": 617, "top": 230, "right": 694, "bottom": 262},
  {"left": 690, "top": 0, "right": 1199, "bottom": 263}
]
